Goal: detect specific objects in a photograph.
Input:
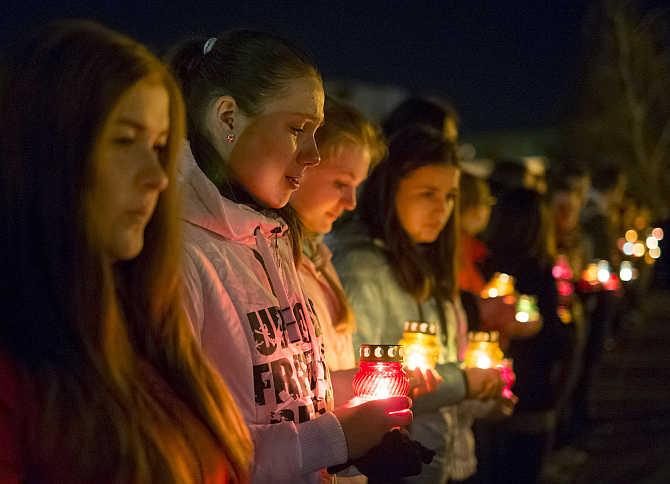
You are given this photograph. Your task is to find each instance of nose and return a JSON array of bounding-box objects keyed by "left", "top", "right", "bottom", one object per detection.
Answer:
[
  {"left": 297, "top": 135, "right": 321, "bottom": 167},
  {"left": 342, "top": 185, "right": 356, "bottom": 211},
  {"left": 140, "top": 147, "right": 169, "bottom": 192}
]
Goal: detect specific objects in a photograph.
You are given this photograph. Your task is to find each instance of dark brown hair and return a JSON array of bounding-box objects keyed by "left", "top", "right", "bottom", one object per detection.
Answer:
[
  {"left": 382, "top": 96, "right": 460, "bottom": 138},
  {"left": 358, "top": 125, "right": 460, "bottom": 302},
  {"left": 166, "top": 30, "right": 322, "bottom": 258},
  {"left": 485, "top": 188, "right": 556, "bottom": 268},
  {"left": 0, "top": 20, "right": 251, "bottom": 482}
]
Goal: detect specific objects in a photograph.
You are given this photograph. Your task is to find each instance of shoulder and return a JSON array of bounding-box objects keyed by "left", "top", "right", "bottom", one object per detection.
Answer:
[{"left": 330, "top": 238, "right": 389, "bottom": 274}]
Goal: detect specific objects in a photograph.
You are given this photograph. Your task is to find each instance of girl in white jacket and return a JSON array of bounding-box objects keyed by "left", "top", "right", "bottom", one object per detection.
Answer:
[{"left": 167, "top": 31, "right": 412, "bottom": 484}]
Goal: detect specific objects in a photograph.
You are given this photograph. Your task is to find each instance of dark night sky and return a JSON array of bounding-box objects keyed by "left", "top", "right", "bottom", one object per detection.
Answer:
[{"left": 0, "top": 0, "right": 591, "bottom": 133}]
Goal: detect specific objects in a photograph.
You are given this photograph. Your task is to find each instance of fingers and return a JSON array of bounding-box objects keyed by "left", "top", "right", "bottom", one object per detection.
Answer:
[
  {"left": 425, "top": 369, "right": 439, "bottom": 392},
  {"left": 387, "top": 407, "right": 413, "bottom": 427},
  {"left": 373, "top": 395, "right": 412, "bottom": 413}
]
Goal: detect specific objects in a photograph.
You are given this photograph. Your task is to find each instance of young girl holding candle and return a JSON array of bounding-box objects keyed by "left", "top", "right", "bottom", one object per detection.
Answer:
[
  {"left": 0, "top": 20, "right": 252, "bottom": 482},
  {"left": 330, "top": 126, "right": 507, "bottom": 483},
  {"left": 167, "top": 31, "right": 411, "bottom": 484}
]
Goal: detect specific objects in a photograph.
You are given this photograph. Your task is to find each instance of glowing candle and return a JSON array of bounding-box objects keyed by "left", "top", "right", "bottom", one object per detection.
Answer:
[
  {"left": 353, "top": 344, "right": 410, "bottom": 402},
  {"left": 596, "top": 260, "right": 611, "bottom": 283},
  {"left": 625, "top": 229, "right": 638, "bottom": 243},
  {"left": 398, "top": 321, "right": 440, "bottom": 371},
  {"left": 480, "top": 273, "right": 516, "bottom": 299},
  {"left": 515, "top": 295, "right": 539, "bottom": 323},
  {"left": 463, "top": 331, "right": 504, "bottom": 370},
  {"left": 619, "top": 261, "right": 634, "bottom": 282}
]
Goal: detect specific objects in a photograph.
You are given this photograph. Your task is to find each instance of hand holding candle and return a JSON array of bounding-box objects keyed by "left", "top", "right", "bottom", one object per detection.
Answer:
[
  {"left": 463, "top": 331, "right": 516, "bottom": 400},
  {"left": 333, "top": 396, "right": 413, "bottom": 460},
  {"left": 333, "top": 344, "right": 414, "bottom": 462},
  {"left": 398, "top": 321, "right": 440, "bottom": 371},
  {"left": 352, "top": 344, "right": 410, "bottom": 402}
]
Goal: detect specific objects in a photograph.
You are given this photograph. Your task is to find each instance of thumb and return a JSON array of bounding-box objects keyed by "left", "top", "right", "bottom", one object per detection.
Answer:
[{"left": 371, "top": 395, "right": 412, "bottom": 413}]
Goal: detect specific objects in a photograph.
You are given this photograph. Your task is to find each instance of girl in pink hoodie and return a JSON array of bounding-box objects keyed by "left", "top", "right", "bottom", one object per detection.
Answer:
[{"left": 167, "top": 31, "right": 412, "bottom": 484}]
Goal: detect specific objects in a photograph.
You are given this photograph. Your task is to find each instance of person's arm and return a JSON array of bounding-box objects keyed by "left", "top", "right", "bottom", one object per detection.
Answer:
[
  {"left": 248, "top": 412, "right": 348, "bottom": 480},
  {"left": 248, "top": 395, "right": 412, "bottom": 480},
  {"left": 337, "top": 250, "right": 469, "bottom": 413},
  {"left": 411, "top": 362, "right": 468, "bottom": 413}
]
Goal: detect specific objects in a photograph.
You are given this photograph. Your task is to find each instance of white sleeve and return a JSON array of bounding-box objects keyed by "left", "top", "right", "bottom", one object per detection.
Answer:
[{"left": 249, "top": 411, "right": 348, "bottom": 482}]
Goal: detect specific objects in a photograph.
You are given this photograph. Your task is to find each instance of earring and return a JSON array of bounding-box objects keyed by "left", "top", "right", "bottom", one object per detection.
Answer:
[{"left": 226, "top": 133, "right": 235, "bottom": 143}]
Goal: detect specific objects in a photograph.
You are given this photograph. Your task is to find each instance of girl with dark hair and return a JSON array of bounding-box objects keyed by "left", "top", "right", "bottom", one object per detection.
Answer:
[
  {"left": 331, "top": 126, "right": 507, "bottom": 483},
  {"left": 167, "top": 31, "right": 411, "bottom": 484},
  {"left": 0, "top": 20, "right": 252, "bottom": 482},
  {"left": 483, "top": 188, "right": 571, "bottom": 484}
]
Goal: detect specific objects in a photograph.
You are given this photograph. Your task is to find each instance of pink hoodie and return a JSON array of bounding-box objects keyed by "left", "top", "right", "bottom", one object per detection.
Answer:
[{"left": 179, "top": 146, "right": 348, "bottom": 483}]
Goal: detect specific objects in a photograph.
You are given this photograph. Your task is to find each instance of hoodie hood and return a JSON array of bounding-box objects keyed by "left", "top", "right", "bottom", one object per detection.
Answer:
[
  {"left": 178, "top": 143, "right": 288, "bottom": 246},
  {"left": 325, "top": 217, "right": 384, "bottom": 256}
]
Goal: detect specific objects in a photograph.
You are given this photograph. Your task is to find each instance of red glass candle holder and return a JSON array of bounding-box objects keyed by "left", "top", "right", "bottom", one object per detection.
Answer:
[{"left": 353, "top": 344, "right": 410, "bottom": 401}]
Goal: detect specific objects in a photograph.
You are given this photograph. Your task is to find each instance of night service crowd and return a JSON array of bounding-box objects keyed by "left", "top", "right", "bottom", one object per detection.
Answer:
[{"left": 1, "top": 20, "right": 666, "bottom": 484}]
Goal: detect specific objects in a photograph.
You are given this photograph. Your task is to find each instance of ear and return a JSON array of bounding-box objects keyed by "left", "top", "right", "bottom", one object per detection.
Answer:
[{"left": 213, "top": 95, "right": 238, "bottom": 131}]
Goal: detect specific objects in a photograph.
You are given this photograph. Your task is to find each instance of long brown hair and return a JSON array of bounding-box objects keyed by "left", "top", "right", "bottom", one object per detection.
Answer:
[
  {"left": 166, "top": 30, "right": 322, "bottom": 259},
  {"left": 0, "top": 20, "right": 251, "bottom": 482},
  {"left": 358, "top": 125, "right": 460, "bottom": 302},
  {"left": 485, "top": 188, "right": 556, "bottom": 269}
]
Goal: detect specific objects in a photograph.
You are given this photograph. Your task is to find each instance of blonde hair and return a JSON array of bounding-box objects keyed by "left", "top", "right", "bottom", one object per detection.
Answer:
[
  {"left": 308, "top": 98, "right": 386, "bottom": 331},
  {"left": 316, "top": 97, "right": 387, "bottom": 169}
]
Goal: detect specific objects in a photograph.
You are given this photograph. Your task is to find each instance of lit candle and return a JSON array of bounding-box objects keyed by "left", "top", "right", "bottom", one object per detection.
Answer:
[
  {"left": 515, "top": 295, "right": 539, "bottom": 323},
  {"left": 463, "top": 331, "right": 504, "bottom": 369},
  {"left": 398, "top": 321, "right": 440, "bottom": 371},
  {"left": 480, "top": 272, "right": 516, "bottom": 299},
  {"left": 352, "top": 344, "right": 410, "bottom": 402},
  {"left": 463, "top": 332, "right": 515, "bottom": 399}
]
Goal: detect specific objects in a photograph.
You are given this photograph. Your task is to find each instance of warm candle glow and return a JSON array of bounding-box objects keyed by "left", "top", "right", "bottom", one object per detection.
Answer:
[
  {"left": 480, "top": 273, "right": 515, "bottom": 299},
  {"left": 597, "top": 260, "right": 611, "bottom": 283},
  {"left": 353, "top": 344, "right": 409, "bottom": 402},
  {"left": 398, "top": 321, "right": 440, "bottom": 370},
  {"left": 475, "top": 352, "right": 492, "bottom": 369},
  {"left": 515, "top": 295, "right": 538, "bottom": 323},
  {"left": 463, "top": 332, "right": 504, "bottom": 369},
  {"left": 620, "top": 261, "right": 634, "bottom": 282}
]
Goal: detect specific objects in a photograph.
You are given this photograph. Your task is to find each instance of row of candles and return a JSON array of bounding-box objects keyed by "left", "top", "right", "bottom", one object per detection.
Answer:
[
  {"left": 618, "top": 227, "right": 664, "bottom": 264},
  {"left": 353, "top": 326, "right": 515, "bottom": 402},
  {"left": 352, "top": 227, "right": 667, "bottom": 402}
]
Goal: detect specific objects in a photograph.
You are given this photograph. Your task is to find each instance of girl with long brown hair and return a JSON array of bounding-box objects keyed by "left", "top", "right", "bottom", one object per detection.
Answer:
[
  {"left": 331, "top": 125, "right": 506, "bottom": 483},
  {"left": 0, "top": 20, "right": 251, "bottom": 482}
]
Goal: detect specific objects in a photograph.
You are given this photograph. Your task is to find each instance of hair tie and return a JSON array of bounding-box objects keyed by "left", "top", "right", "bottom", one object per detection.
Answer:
[{"left": 203, "top": 37, "right": 217, "bottom": 55}]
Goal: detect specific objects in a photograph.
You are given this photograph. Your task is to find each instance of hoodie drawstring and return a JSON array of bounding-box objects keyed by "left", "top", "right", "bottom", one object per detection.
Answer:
[{"left": 254, "top": 227, "right": 328, "bottom": 401}]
